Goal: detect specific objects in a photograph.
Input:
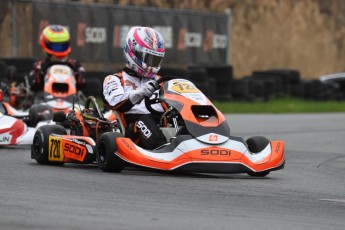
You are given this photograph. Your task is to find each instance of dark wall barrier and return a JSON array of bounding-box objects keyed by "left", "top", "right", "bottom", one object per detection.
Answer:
[{"left": 32, "top": 2, "right": 230, "bottom": 66}]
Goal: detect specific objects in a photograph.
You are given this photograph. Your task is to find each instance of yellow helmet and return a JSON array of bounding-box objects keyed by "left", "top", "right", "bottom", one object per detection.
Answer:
[{"left": 40, "top": 25, "right": 71, "bottom": 60}]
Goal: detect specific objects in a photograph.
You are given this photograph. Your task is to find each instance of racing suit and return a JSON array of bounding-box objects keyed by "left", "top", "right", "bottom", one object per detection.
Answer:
[
  {"left": 29, "top": 58, "right": 85, "bottom": 92},
  {"left": 102, "top": 67, "right": 167, "bottom": 150}
]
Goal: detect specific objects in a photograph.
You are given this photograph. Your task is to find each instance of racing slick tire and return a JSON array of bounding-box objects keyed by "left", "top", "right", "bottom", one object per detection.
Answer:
[
  {"left": 246, "top": 136, "right": 271, "bottom": 177},
  {"left": 29, "top": 104, "right": 53, "bottom": 127},
  {"left": 97, "top": 132, "right": 125, "bottom": 173},
  {"left": 31, "top": 125, "right": 67, "bottom": 165}
]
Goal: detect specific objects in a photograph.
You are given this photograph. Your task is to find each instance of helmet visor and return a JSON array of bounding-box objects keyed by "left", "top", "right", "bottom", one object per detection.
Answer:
[
  {"left": 134, "top": 50, "right": 163, "bottom": 67},
  {"left": 45, "top": 41, "right": 70, "bottom": 52}
]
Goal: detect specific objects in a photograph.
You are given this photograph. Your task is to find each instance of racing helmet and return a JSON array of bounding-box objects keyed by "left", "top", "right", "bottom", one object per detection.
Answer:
[
  {"left": 39, "top": 25, "right": 71, "bottom": 61},
  {"left": 124, "top": 26, "right": 165, "bottom": 79}
]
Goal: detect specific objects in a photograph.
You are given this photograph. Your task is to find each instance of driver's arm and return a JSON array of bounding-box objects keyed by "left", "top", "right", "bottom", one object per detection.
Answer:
[
  {"left": 29, "top": 61, "right": 44, "bottom": 91},
  {"left": 103, "top": 75, "right": 157, "bottom": 112},
  {"left": 69, "top": 59, "right": 86, "bottom": 90},
  {"left": 103, "top": 75, "right": 133, "bottom": 112}
]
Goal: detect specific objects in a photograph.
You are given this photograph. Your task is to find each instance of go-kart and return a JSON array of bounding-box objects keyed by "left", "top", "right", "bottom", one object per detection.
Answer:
[
  {"left": 1, "top": 80, "right": 54, "bottom": 127},
  {"left": 31, "top": 77, "right": 285, "bottom": 177},
  {"left": 0, "top": 110, "right": 41, "bottom": 146},
  {"left": 0, "top": 89, "right": 53, "bottom": 146},
  {"left": 7, "top": 63, "right": 85, "bottom": 127},
  {"left": 33, "top": 63, "right": 85, "bottom": 113}
]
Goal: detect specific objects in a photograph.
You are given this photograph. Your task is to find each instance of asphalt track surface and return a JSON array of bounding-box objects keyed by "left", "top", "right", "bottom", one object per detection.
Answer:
[{"left": 0, "top": 113, "right": 344, "bottom": 230}]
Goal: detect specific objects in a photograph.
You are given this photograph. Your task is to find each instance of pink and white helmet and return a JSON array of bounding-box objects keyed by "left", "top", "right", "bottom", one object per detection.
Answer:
[{"left": 124, "top": 26, "right": 165, "bottom": 79}]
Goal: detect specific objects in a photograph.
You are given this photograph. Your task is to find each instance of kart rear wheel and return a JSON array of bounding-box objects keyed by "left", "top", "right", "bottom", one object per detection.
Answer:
[
  {"left": 29, "top": 104, "right": 53, "bottom": 127},
  {"left": 246, "top": 136, "right": 271, "bottom": 177},
  {"left": 31, "top": 125, "right": 67, "bottom": 165},
  {"left": 97, "top": 132, "right": 124, "bottom": 172}
]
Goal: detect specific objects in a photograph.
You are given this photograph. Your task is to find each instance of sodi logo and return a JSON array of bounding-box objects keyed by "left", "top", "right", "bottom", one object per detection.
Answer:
[{"left": 77, "top": 23, "right": 107, "bottom": 46}]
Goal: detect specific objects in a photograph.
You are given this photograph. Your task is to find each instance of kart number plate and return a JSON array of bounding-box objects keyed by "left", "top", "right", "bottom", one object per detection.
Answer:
[
  {"left": 48, "top": 136, "right": 64, "bottom": 162},
  {"left": 49, "top": 65, "right": 72, "bottom": 76},
  {"left": 53, "top": 68, "right": 69, "bottom": 75},
  {"left": 171, "top": 82, "right": 200, "bottom": 94}
]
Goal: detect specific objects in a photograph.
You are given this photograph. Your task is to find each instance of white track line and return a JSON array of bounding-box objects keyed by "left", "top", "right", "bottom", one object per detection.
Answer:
[{"left": 319, "top": 199, "right": 345, "bottom": 203}]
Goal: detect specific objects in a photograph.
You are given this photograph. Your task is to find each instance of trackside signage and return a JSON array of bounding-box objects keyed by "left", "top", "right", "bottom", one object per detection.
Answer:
[{"left": 32, "top": 2, "right": 229, "bottom": 66}]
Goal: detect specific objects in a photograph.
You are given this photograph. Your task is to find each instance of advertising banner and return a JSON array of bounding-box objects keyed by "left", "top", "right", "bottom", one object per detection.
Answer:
[{"left": 32, "top": 2, "right": 229, "bottom": 66}]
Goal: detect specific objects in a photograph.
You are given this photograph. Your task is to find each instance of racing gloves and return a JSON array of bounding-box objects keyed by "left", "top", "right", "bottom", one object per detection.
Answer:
[{"left": 129, "top": 80, "right": 159, "bottom": 104}]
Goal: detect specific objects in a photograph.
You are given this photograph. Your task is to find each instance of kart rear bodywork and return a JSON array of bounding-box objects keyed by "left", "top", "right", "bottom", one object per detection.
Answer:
[{"left": 38, "top": 134, "right": 96, "bottom": 164}]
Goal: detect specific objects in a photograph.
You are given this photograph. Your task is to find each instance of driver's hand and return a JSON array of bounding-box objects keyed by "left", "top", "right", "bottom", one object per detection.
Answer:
[
  {"left": 142, "top": 80, "right": 159, "bottom": 97},
  {"left": 128, "top": 80, "right": 159, "bottom": 104}
]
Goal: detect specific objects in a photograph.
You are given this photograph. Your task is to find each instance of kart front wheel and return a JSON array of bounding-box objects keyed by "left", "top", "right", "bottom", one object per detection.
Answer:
[
  {"left": 97, "top": 132, "right": 124, "bottom": 172},
  {"left": 246, "top": 136, "right": 271, "bottom": 177},
  {"left": 31, "top": 125, "right": 67, "bottom": 165},
  {"left": 247, "top": 170, "right": 270, "bottom": 177}
]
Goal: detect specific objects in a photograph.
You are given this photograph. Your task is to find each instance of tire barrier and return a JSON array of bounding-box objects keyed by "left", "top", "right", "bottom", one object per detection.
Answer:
[
  {"left": 252, "top": 71, "right": 284, "bottom": 98},
  {"left": 230, "top": 79, "right": 252, "bottom": 101},
  {"left": 160, "top": 65, "right": 345, "bottom": 102},
  {"left": 158, "top": 67, "right": 190, "bottom": 81},
  {"left": 205, "top": 65, "right": 233, "bottom": 101},
  {"left": 205, "top": 65, "right": 233, "bottom": 84},
  {"left": 0, "top": 58, "right": 35, "bottom": 75},
  {"left": 292, "top": 79, "right": 345, "bottom": 101},
  {"left": 0, "top": 58, "right": 36, "bottom": 84},
  {"left": 262, "top": 69, "right": 301, "bottom": 95},
  {"left": 320, "top": 73, "right": 345, "bottom": 100},
  {"left": 79, "top": 67, "right": 345, "bottom": 102},
  {"left": 83, "top": 71, "right": 113, "bottom": 98},
  {"left": 1, "top": 58, "right": 344, "bottom": 101},
  {"left": 246, "top": 79, "right": 267, "bottom": 101}
]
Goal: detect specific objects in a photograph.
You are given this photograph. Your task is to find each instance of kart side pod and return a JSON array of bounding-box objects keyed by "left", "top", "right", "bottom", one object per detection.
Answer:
[{"left": 31, "top": 125, "right": 97, "bottom": 165}]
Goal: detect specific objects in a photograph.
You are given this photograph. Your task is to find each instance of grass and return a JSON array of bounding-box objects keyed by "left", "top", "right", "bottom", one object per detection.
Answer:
[
  {"left": 213, "top": 97, "right": 345, "bottom": 113},
  {"left": 97, "top": 96, "right": 345, "bottom": 113}
]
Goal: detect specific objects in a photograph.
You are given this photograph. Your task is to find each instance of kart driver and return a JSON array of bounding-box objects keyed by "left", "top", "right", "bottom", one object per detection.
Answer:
[
  {"left": 102, "top": 26, "right": 167, "bottom": 150},
  {"left": 29, "top": 24, "right": 85, "bottom": 92}
]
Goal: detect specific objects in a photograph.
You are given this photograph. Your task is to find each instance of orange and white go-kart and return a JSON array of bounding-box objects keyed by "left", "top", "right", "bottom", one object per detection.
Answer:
[
  {"left": 31, "top": 77, "right": 285, "bottom": 177},
  {"left": 32, "top": 64, "right": 85, "bottom": 113},
  {"left": 6, "top": 63, "right": 85, "bottom": 127}
]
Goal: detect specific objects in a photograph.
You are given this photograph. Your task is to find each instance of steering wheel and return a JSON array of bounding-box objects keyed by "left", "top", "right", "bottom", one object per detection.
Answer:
[
  {"left": 144, "top": 76, "right": 177, "bottom": 117},
  {"left": 84, "top": 96, "right": 105, "bottom": 120}
]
